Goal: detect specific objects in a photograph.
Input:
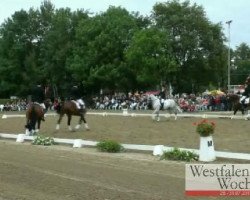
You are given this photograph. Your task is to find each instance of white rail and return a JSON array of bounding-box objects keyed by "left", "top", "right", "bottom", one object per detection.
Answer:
[
  {"left": 1, "top": 133, "right": 250, "bottom": 160},
  {"left": 1, "top": 111, "right": 248, "bottom": 120}
]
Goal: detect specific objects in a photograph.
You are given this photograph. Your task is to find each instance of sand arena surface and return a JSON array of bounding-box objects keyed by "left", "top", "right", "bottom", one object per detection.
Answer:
[
  {"left": 0, "top": 110, "right": 250, "bottom": 199},
  {"left": 0, "top": 110, "right": 250, "bottom": 153}
]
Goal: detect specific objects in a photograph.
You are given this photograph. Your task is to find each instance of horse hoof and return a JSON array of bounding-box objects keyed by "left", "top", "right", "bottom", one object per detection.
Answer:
[{"left": 75, "top": 124, "right": 81, "bottom": 130}]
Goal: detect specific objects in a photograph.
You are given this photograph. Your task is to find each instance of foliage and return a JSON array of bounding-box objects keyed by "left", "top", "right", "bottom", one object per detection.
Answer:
[
  {"left": 0, "top": 99, "right": 10, "bottom": 104},
  {"left": 32, "top": 134, "right": 55, "bottom": 146},
  {"left": 193, "top": 119, "right": 216, "bottom": 137},
  {"left": 1, "top": 0, "right": 248, "bottom": 98},
  {"left": 125, "top": 27, "right": 177, "bottom": 89},
  {"left": 152, "top": 0, "right": 226, "bottom": 93},
  {"left": 160, "top": 148, "right": 198, "bottom": 162},
  {"left": 96, "top": 140, "right": 124, "bottom": 153},
  {"left": 231, "top": 43, "right": 250, "bottom": 85}
]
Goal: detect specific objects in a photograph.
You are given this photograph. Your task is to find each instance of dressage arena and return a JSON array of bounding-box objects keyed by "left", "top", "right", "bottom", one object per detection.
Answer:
[{"left": 0, "top": 110, "right": 250, "bottom": 199}]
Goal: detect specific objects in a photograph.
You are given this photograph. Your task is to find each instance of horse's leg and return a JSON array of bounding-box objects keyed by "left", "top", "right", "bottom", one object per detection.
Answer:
[
  {"left": 67, "top": 114, "right": 73, "bottom": 131},
  {"left": 25, "top": 117, "right": 30, "bottom": 135},
  {"left": 246, "top": 109, "right": 250, "bottom": 120},
  {"left": 152, "top": 107, "right": 160, "bottom": 121},
  {"left": 30, "top": 119, "right": 36, "bottom": 136},
  {"left": 231, "top": 105, "right": 237, "bottom": 119},
  {"left": 35, "top": 119, "right": 41, "bottom": 133},
  {"left": 174, "top": 109, "right": 178, "bottom": 120},
  {"left": 56, "top": 113, "right": 64, "bottom": 130},
  {"left": 156, "top": 110, "right": 160, "bottom": 121},
  {"left": 152, "top": 109, "right": 157, "bottom": 120},
  {"left": 75, "top": 115, "right": 82, "bottom": 130},
  {"left": 82, "top": 114, "right": 90, "bottom": 130}
]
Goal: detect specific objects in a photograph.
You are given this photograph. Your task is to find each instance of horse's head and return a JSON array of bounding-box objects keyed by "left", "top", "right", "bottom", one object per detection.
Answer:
[
  {"left": 54, "top": 101, "right": 62, "bottom": 114},
  {"left": 44, "top": 99, "right": 52, "bottom": 110}
]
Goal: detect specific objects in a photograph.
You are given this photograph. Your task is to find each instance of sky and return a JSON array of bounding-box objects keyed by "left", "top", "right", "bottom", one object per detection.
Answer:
[{"left": 0, "top": 0, "right": 249, "bottom": 49}]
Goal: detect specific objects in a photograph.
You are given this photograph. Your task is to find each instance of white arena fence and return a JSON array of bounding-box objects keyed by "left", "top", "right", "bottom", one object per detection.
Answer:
[
  {"left": 1, "top": 133, "right": 250, "bottom": 161},
  {"left": 1, "top": 110, "right": 249, "bottom": 119}
]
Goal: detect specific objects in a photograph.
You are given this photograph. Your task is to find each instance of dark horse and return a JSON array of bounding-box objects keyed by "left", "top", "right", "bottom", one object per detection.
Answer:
[
  {"left": 25, "top": 100, "right": 51, "bottom": 135},
  {"left": 227, "top": 94, "right": 250, "bottom": 119},
  {"left": 55, "top": 100, "right": 89, "bottom": 131},
  {"left": 25, "top": 103, "right": 45, "bottom": 135}
]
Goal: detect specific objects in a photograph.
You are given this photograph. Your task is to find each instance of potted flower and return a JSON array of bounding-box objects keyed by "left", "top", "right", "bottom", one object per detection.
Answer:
[
  {"left": 193, "top": 119, "right": 216, "bottom": 162},
  {"left": 194, "top": 119, "right": 215, "bottom": 137}
]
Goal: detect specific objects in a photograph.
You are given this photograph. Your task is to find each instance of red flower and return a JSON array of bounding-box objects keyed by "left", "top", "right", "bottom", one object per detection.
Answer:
[{"left": 193, "top": 119, "right": 216, "bottom": 137}]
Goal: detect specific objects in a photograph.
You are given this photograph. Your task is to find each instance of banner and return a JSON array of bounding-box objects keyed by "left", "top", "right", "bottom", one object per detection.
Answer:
[{"left": 186, "top": 164, "right": 250, "bottom": 196}]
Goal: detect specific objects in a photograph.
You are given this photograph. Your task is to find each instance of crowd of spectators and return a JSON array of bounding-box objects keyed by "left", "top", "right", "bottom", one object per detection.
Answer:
[
  {"left": 0, "top": 99, "right": 27, "bottom": 111},
  {"left": 89, "top": 91, "right": 231, "bottom": 112},
  {"left": 0, "top": 91, "right": 232, "bottom": 112}
]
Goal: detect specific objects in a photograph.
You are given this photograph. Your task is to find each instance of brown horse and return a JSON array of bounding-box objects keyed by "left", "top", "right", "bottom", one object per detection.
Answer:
[
  {"left": 227, "top": 94, "right": 250, "bottom": 119},
  {"left": 25, "top": 99, "right": 51, "bottom": 135},
  {"left": 25, "top": 103, "right": 45, "bottom": 135},
  {"left": 55, "top": 100, "right": 89, "bottom": 131}
]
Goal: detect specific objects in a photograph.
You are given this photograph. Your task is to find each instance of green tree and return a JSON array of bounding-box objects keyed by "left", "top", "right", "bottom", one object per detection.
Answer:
[
  {"left": 39, "top": 7, "right": 89, "bottom": 96},
  {"left": 0, "top": 8, "right": 41, "bottom": 97},
  {"left": 231, "top": 43, "right": 250, "bottom": 85},
  {"left": 69, "top": 6, "right": 140, "bottom": 94},
  {"left": 125, "top": 27, "right": 177, "bottom": 90},
  {"left": 152, "top": 0, "right": 226, "bottom": 93}
]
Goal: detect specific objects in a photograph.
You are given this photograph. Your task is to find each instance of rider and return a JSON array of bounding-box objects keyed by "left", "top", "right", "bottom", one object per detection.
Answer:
[
  {"left": 70, "top": 84, "right": 85, "bottom": 111},
  {"left": 31, "top": 84, "right": 46, "bottom": 121},
  {"left": 241, "top": 76, "right": 250, "bottom": 108}
]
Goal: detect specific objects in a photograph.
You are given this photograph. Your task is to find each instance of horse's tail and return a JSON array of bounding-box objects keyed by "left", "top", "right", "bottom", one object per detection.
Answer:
[
  {"left": 30, "top": 105, "right": 37, "bottom": 129},
  {"left": 174, "top": 101, "right": 183, "bottom": 113}
]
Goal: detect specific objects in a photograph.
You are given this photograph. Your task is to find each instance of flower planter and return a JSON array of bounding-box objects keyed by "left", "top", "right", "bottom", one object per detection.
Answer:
[{"left": 199, "top": 135, "right": 216, "bottom": 162}]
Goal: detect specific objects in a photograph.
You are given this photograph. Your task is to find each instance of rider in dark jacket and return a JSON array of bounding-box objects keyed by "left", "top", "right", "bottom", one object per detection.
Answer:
[
  {"left": 70, "top": 85, "right": 85, "bottom": 110},
  {"left": 31, "top": 84, "right": 46, "bottom": 121},
  {"left": 241, "top": 76, "right": 250, "bottom": 107},
  {"left": 32, "top": 84, "right": 45, "bottom": 104}
]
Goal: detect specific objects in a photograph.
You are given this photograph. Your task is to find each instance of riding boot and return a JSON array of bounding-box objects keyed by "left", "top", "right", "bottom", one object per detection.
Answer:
[{"left": 79, "top": 105, "right": 84, "bottom": 114}]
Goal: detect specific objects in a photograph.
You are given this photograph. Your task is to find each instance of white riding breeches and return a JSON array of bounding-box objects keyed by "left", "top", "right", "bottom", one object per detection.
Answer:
[
  {"left": 240, "top": 96, "right": 249, "bottom": 103},
  {"left": 72, "top": 99, "right": 85, "bottom": 109},
  {"left": 34, "top": 102, "right": 46, "bottom": 110}
]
